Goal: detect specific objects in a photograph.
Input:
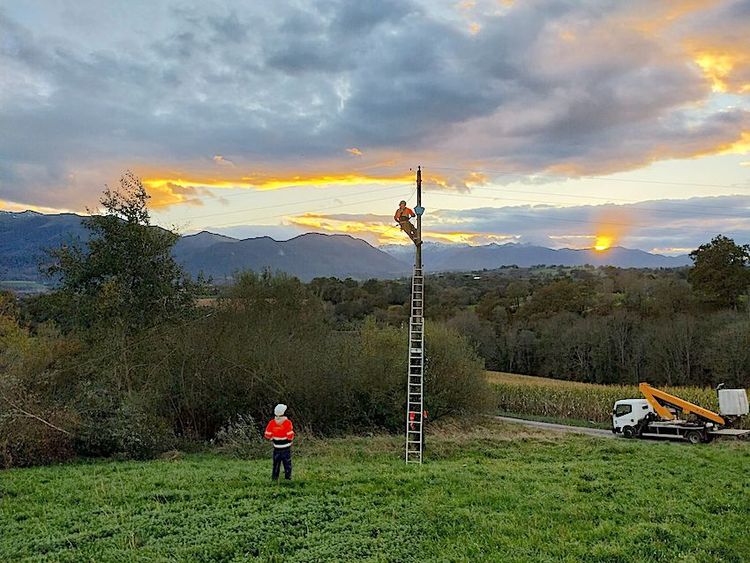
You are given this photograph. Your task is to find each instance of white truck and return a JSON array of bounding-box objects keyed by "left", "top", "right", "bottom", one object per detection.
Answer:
[{"left": 612, "top": 383, "right": 750, "bottom": 444}]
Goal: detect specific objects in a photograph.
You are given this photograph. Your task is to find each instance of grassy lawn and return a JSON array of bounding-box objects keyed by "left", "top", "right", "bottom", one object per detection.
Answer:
[{"left": 1, "top": 420, "right": 748, "bottom": 562}]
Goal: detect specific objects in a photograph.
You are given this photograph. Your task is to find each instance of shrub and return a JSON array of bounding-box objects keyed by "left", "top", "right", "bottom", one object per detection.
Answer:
[{"left": 212, "top": 414, "right": 266, "bottom": 458}]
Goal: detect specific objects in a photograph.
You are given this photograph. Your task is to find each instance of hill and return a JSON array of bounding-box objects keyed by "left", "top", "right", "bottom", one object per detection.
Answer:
[
  {"left": 173, "top": 231, "right": 410, "bottom": 282},
  {"left": 381, "top": 242, "right": 691, "bottom": 270},
  {"left": 0, "top": 211, "right": 90, "bottom": 281},
  {"left": 0, "top": 211, "right": 409, "bottom": 283},
  {"left": 1, "top": 211, "right": 691, "bottom": 285}
]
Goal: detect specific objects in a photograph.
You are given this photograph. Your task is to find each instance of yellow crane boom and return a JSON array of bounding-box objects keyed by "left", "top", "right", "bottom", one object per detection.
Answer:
[{"left": 639, "top": 383, "right": 725, "bottom": 426}]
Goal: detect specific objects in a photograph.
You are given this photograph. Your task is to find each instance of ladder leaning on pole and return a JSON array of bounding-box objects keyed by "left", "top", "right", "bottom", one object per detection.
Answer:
[{"left": 405, "top": 265, "right": 425, "bottom": 464}]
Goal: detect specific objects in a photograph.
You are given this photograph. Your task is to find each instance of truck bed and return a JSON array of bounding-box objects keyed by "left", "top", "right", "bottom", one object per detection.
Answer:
[{"left": 708, "top": 428, "right": 750, "bottom": 437}]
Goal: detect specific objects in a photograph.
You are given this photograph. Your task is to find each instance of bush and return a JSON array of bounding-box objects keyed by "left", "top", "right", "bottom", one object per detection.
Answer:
[
  {"left": 0, "top": 410, "right": 77, "bottom": 468},
  {"left": 424, "top": 322, "right": 492, "bottom": 419},
  {"left": 212, "top": 414, "right": 266, "bottom": 458}
]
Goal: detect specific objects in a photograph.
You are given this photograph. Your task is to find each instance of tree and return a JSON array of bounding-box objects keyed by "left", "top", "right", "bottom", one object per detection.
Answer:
[
  {"left": 47, "top": 171, "right": 197, "bottom": 335},
  {"left": 688, "top": 235, "right": 750, "bottom": 309}
]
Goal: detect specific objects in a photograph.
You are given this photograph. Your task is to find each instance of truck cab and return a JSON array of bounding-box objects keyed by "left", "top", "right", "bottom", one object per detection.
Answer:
[{"left": 612, "top": 399, "right": 655, "bottom": 438}]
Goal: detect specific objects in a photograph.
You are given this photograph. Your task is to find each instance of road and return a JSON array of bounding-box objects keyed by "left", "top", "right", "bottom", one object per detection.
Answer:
[{"left": 493, "top": 415, "right": 616, "bottom": 438}]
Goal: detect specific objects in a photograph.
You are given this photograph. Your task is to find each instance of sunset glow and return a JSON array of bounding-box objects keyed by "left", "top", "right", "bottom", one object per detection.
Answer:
[
  {"left": 594, "top": 236, "right": 613, "bottom": 251},
  {"left": 143, "top": 173, "right": 414, "bottom": 193},
  {"left": 288, "top": 214, "right": 517, "bottom": 246}
]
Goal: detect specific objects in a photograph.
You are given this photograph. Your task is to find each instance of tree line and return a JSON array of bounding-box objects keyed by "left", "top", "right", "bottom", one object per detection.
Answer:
[{"left": 307, "top": 238, "right": 750, "bottom": 388}]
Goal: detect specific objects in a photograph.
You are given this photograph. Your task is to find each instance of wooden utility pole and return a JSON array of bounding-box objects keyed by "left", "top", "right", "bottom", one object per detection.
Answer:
[{"left": 416, "top": 165, "right": 422, "bottom": 270}]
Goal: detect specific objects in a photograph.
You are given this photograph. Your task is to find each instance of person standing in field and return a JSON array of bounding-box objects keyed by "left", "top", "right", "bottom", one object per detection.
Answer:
[
  {"left": 264, "top": 404, "right": 295, "bottom": 481},
  {"left": 394, "top": 200, "right": 421, "bottom": 245}
]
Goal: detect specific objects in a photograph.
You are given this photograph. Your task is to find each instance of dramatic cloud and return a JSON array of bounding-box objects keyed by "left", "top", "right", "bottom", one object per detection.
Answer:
[{"left": 0, "top": 0, "right": 748, "bottom": 212}]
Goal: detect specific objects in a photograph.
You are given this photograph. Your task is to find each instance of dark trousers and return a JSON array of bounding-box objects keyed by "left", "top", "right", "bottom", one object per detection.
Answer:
[
  {"left": 399, "top": 220, "right": 419, "bottom": 244},
  {"left": 272, "top": 447, "right": 292, "bottom": 480}
]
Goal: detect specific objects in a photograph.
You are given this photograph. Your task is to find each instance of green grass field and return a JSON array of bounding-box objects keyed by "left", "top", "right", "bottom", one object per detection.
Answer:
[{"left": 2, "top": 419, "right": 748, "bottom": 562}]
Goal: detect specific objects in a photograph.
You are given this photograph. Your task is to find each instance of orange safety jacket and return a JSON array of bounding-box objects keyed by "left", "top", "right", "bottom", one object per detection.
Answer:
[
  {"left": 264, "top": 417, "right": 295, "bottom": 448},
  {"left": 395, "top": 207, "right": 415, "bottom": 222}
]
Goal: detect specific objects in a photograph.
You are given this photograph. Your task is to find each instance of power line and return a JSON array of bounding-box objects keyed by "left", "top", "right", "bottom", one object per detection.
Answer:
[
  {"left": 419, "top": 190, "right": 749, "bottom": 231},
  {"left": 204, "top": 187, "right": 415, "bottom": 229},
  {"left": 422, "top": 184, "right": 750, "bottom": 221},
  {"left": 427, "top": 165, "right": 750, "bottom": 192},
  {"left": 173, "top": 183, "right": 412, "bottom": 223},
  {"left": 447, "top": 183, "right": 750, "bottom": 213}
]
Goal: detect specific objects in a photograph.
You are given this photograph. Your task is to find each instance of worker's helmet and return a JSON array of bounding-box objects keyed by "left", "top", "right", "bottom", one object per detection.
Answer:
[{"left": 399, "top": 200, "right": 406, "bottom": 206}]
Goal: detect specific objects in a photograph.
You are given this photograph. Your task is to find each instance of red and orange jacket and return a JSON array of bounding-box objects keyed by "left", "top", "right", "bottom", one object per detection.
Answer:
[
  {"left": 394, "top": 207, "right": 415, "bottom": 222},
  {"left": 264, "top": 417, "right": 295, "bottom": 448}
]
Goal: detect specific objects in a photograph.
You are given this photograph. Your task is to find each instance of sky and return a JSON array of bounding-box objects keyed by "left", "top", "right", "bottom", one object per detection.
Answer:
[{"left": 1, "top": 0, "right": 749, "bottom": 254}]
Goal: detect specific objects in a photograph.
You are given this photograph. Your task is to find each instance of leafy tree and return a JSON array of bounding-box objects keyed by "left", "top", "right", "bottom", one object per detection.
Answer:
[
  {"left": 689, "top": 235, "right": 750, "bottom": 309},
  {"left": 47, "top": 171, "right": 197, "bottom": 335}
]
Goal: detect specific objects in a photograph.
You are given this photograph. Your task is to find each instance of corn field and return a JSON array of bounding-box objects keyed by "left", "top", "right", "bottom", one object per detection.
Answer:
[{"left": 488, "top": 371, "right": 720, "bottom": 424}]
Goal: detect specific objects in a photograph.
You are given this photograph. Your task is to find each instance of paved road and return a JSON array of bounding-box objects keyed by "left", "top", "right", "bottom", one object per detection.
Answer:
[{"left": 493, "top": 416, "right": 617, "bottom": 438}]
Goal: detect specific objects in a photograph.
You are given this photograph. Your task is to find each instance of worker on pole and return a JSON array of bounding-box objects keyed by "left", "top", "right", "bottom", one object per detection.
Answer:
[
  {"left": 264, "top": 404, "right": 295, "bottom": 481},
  {"left": 394, "top": 200, "right": 421, "bottom": 245}
]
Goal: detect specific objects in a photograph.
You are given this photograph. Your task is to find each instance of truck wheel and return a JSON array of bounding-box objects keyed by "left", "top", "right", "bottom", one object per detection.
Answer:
[
  {"left": 623, "top": 426, "right": 635, "bottom": 439},
  {"left": 685, "top": 431, "right": 703, "bottom": 445}
]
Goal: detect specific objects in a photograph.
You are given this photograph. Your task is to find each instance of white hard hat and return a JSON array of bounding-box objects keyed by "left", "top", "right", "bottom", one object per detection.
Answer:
[{"left": 274, "top": 404, "right": 287, "bottom": 416}]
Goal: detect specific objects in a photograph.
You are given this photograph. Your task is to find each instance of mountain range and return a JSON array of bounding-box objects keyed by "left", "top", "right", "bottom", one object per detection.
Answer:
[
  {"left": 380, "top": 242, "right": 691, "bottom": 270},
  {"left": 0, "top": 211, "right": 690, "bottom": 284}
]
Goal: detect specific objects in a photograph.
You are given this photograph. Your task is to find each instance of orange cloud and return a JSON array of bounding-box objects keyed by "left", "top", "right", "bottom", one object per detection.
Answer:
[
  {"left": 716, "top": 131, "right": 750, "bottom": 156},
  {"left": 143, "top": 172, "right": 414, "bottom": 194},
  {"left": 690, "top": 49, "right": 750, "bottom": 93},
  {"left": 145, "top": 182, "right": 209, "bottom": 209},
  {"left": 287, "top": 213, "right": 516, "bottom": 245},
  {"left": 622, "top": 0, "right": 722, "bottom": 34}
]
